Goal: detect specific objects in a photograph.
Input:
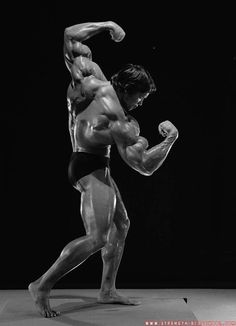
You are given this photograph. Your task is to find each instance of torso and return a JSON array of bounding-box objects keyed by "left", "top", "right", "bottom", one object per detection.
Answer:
[{"left": 67, "top": 81, "right": 139, "bottom": 157}]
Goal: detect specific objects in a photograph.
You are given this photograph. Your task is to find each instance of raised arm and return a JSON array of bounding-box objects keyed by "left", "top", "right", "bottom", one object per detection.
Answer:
[
  {"left": 111, "top": 120, "right": 179, "bottom": 176},
  {"left": 64, "top": 21, "right": 125, "bottom": 71}
]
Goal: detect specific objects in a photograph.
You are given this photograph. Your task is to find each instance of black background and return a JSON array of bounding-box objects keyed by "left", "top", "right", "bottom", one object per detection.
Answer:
[{"left": 2, "top": 5, "right": 236, "bottom": 289}]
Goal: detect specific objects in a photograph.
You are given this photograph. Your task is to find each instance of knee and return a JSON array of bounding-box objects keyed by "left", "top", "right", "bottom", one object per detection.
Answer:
[
  {"left": 125, "top": 218, "right": 130, "bottom": 232},
  {"left": 91, "top": 231, "right": 108, "bottom": 250},
  {"left": 118, "top": 218, "right": 130, "bottom": 240}
]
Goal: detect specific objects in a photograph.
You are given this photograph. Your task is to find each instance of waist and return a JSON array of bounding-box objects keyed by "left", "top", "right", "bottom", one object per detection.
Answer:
[{"left": 74, "top": 146, "right": 111, "bottom": 158}]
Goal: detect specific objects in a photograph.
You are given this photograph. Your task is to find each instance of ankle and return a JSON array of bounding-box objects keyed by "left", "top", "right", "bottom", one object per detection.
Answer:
[
  {"left": 100, "top": 287, "right": 116, "bottom": 296},
  {"left": 37, "top": 283, "right": 51, "bottom": 293}
]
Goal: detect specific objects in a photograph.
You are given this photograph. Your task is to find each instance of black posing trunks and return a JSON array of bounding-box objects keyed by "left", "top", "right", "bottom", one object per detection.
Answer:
[{"left": 68, "top": 152, "right": 110, "bottom": 187}]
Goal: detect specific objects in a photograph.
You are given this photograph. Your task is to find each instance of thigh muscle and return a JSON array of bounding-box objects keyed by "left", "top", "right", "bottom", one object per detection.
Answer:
[{"left": 80, "top": 171, "right": 116, "bottom": 236}]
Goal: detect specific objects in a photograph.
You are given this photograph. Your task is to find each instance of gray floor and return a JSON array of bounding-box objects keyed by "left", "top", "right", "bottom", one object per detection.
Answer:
[{"left": 0, "top": 289, "right": 236, "bottom": 325}]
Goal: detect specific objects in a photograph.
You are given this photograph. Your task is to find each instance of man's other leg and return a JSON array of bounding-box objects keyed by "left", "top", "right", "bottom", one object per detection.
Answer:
[
  {"left": 29, "top": 172, "right": 116, "bottom": 317},
  {"left": 98, "top": 177, "right": 140, "bottom": 305}
]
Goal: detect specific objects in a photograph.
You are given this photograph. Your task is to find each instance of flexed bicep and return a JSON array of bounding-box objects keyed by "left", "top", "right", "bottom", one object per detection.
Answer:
[
  {"left": 64, "top": 21, "right": 125, "bottom": 63},
  {"left": 64, "top": 21, "right": 126, "bottom": 82},
  {"left": 64, "top": 43, "right": 92, "bottom": 72},
  {"left": 64, "top": 39, "right": 107, "bottom": 83},
  {"left": 64, "top": 26, "right": 93, "bottom": 71}
]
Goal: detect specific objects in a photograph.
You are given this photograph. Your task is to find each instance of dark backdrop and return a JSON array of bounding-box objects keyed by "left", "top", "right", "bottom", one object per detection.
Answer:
[{"left": 2, "top": 5, "right": 236, "bottom": 289}]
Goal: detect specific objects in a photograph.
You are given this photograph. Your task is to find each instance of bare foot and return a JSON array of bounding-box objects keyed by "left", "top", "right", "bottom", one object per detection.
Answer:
[
  {"left": 28, "top": 282, "right": 60, "bottom": 318},
  {"left": 98, "top": 291, "right": 141, "bottom": 305}
]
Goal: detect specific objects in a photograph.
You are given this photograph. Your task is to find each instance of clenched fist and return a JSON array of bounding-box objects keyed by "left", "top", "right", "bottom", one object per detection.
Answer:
[
  {"left": 158, "top": 120, "right": 178, "bottom": 138},
  {"left": 107, "top": 21, "right": 125, "bottom": 42}
]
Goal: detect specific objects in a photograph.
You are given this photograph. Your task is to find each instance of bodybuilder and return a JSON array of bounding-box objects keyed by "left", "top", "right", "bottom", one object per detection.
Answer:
[{"left": 29, "top": 21, "right": 179, "bottom": 318}]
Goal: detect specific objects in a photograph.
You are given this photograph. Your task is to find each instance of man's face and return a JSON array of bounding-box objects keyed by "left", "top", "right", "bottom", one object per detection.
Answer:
[{"left": 123, "top": 91, "right": 149, "bottom": 111}]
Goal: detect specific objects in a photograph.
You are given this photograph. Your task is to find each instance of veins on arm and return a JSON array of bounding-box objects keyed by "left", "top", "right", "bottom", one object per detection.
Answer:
[{"left": 117, "top": 131, "right": 178, "bottom": 176}]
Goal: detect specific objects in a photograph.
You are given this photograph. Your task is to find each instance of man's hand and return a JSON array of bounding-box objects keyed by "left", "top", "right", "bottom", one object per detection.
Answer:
[
  {"left": 158, "top": 120, "right": 179, "bottom": 138},
  {"left": 108, "top": 21, "right": 126, "bottom": 42}
]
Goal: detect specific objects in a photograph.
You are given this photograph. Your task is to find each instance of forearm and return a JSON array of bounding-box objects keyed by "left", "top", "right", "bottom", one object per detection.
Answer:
[
  {"left": 143, "top": 132, "right": 178, "bottom": 174},
  {"left": 64, "top": 21, "right": 112, "bottom": 42},
  {"left": 122, "top": 132, "right": 178, "bottom": 176}
]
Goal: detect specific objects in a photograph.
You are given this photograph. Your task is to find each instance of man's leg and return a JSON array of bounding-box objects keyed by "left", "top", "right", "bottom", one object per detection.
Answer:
[
  {"left": 98, "top": 177, "right": 140, "bottom": 305},
  {"left": 29, "top": 172, "right": 116, "bottom": 318}
]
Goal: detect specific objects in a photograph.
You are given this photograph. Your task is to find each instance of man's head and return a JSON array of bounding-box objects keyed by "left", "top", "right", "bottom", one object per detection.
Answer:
[{"left": 111, "top": 63, "right": 156, "bottom": 112}]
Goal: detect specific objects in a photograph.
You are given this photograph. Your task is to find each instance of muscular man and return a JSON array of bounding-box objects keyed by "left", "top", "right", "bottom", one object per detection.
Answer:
[{"left": 29, "top": 21, "right": 179, "bottom": 318}]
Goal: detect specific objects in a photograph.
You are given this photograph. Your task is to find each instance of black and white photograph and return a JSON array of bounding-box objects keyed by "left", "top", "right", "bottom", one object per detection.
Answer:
[{"left": 1, "top": 5, "right": 236, "bottom": 325}]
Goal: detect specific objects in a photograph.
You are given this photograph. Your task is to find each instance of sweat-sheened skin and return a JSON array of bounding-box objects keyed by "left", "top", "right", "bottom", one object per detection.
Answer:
[{"left": 28, "top": 21, "right": 179, "bottom": 318}]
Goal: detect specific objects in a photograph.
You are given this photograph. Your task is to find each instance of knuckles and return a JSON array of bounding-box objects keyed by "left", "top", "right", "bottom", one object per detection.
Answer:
[{"left": 158, "top": 120, "right": 178, "bottom": 134}]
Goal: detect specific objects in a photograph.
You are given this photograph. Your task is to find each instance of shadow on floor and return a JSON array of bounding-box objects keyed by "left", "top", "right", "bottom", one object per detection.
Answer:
[{"left": 1, "top": 293, "right": 141, "bottom": 326}]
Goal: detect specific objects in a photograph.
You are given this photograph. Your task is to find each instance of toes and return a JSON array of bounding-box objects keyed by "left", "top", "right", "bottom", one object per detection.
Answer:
[
  {"left": 48, "top": 310, "right": 60, "bottom": 318},
  {"left": 45, "top": 310, "right": 51, "bottom": 318},
  {"left": 42, "top": 310, "right": 48, "bottom": 318},
  {"left": 40, "top": 307, "right": 60, "bottom": 318},
  {"left": 43, "top": 310, "right": 52, "bottom": 318},
  {"left": 53, "top": 310, "right": 60, "bottom": 317}
]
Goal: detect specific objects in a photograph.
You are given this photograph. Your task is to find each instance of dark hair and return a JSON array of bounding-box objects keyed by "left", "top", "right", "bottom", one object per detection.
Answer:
[{"left": 111, "top": 63, "right": 156, "bottom": 95}]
